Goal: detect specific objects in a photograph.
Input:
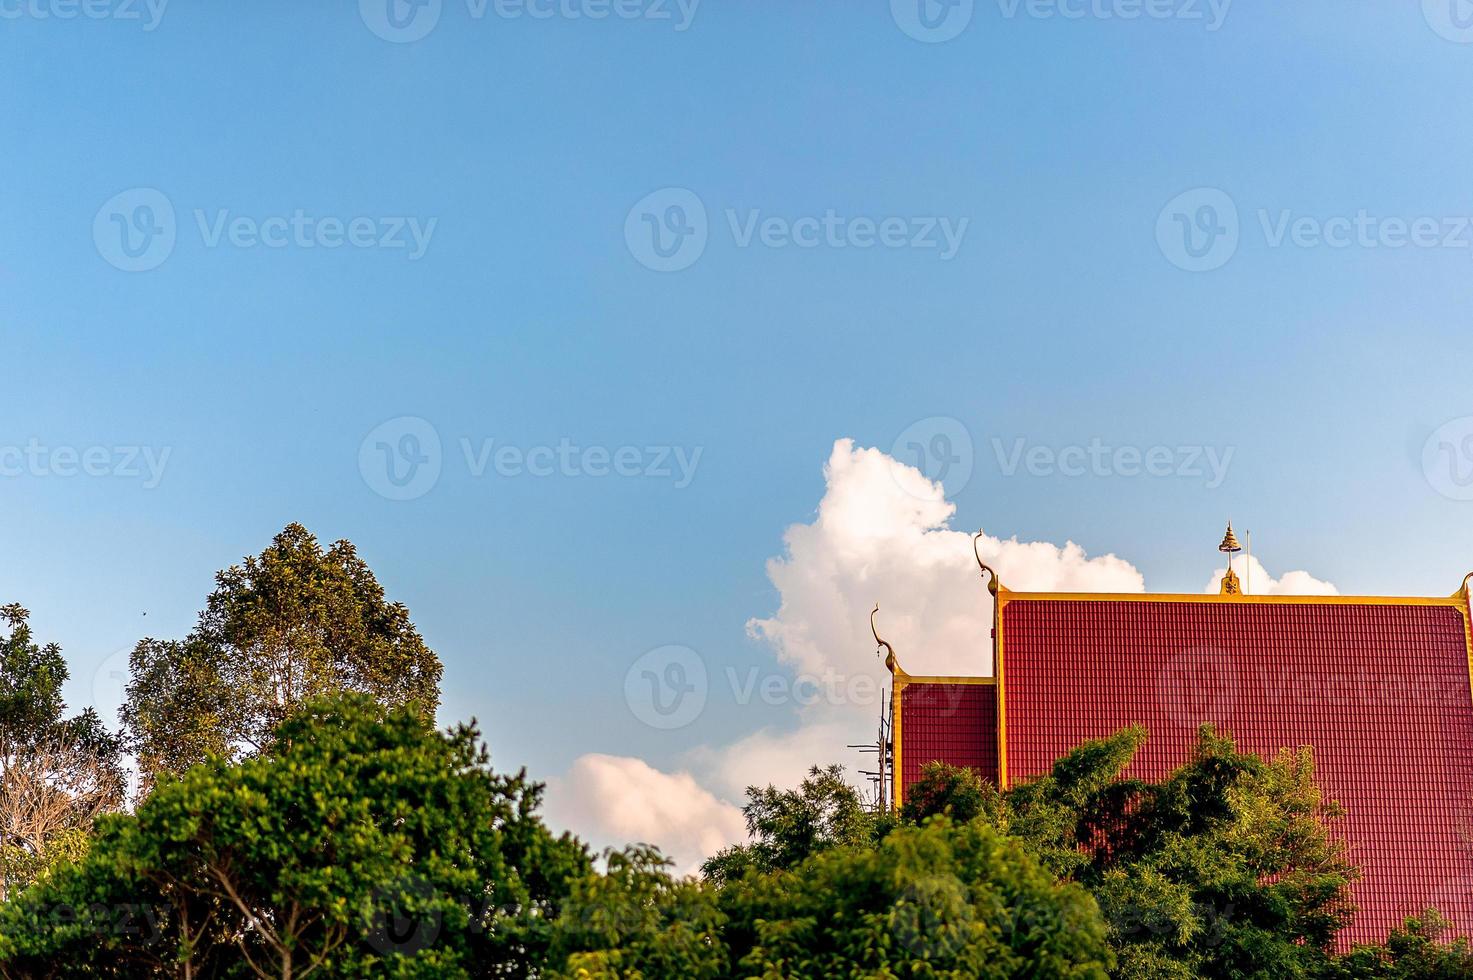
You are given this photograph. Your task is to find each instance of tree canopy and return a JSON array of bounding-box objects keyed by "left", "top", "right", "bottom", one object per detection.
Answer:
[
  {"left": 0, "top": 694, "right": 588, "bottom": 978},
  {"left": 0, "top": 605, "right": 124, "bottom": 902},
  {"left": 5, "top": 526, "right": 1472, "bottom": 976},
  {"left": 121, "top": 523, "right": 443, "bottom": 789}
]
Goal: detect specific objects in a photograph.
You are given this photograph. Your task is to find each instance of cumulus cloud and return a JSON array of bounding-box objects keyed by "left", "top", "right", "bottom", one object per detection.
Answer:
[
  {"left": 747, "top": 438, "right": 1144, "bottom": 678},
  {"left": 693, "top": 439, "right": 1147, "bottom": 802},
  {"left": 688, "top": 719, "right": 858, "bottom": 803},
  {"left": 1203, "top": 555, "right": 1338, "bottom": 596},
  {"left": 550, "top": 439, "right": 1337, "bottom": 875},
  {"left": 542, "top": 754, "right": 747, "bottom": 876}
]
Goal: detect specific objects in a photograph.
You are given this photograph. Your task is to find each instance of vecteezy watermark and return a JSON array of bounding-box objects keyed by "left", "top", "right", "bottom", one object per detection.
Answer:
[
  {"left": 359, "top": 0, "right": 698, "bottom": 43},
  {"left": 357, "top": 417, "right": 704, "bottom": 501},
  {"left": 93, "top": 188, "right": 177, "bottom": 273},
  {"left": 1423, "top": 0, "right": 1473, "bottom": 43},
  {"left": 1423, "top": 416, "right": 1473, "bottom": 502},
  {"left": 624, "top": 645, "right": 707, "bottom": 730},
  {"left": 996, "top": 0, "right": 1230, "bottom": 29},
  {"left": 93, "top": 188, "right": 437, "bottom": 272},
  {"left": 891, "top": 417, "right": 976, "bottom": 498},
  {"left": 624, "top": 187, "right": 970, "bottom": 272},
  {"left": 459, "top": 438, "right": 702, "bottom": 487},
  {"left": 1156, "top": 188, "right": 1240, "bottom": 272},
  {"left": 366, "top": 876, "right": 443, "bottom": 956},
  {"left": 1157, "top": 648, "right": 1238, "bottom": 729},
  {"left": 891, "top": 0, "right": 974, "bottom": 42},
  {"left": 623, "top": 188, "right": 708, "bottom": 273},
  {"left": 359, "top": 417, "right": 444, "bottom": 502},
  {"left": 624, "top": 649, "right": 905, "bottom": 730},
  {"left": 90, "top": 646, "right": 144, "bottom": 803},
  {"left": 0, "top": 0, "right": 167, "bottom": 29},
  {"left": 891, "top": 0, "right": 1229, "bottom": 43},
  {"left": 0, "top": 440, "right": 171, "bottom": 489},
  {"left": 1157, "top": 187, "right": 1473, "bottom": 272},
  {"left": 725, "top": 666, "right": 886, "bottom": 710},
  {"left": 992, "top": 437, "right": 1234, "bottom": 488}
]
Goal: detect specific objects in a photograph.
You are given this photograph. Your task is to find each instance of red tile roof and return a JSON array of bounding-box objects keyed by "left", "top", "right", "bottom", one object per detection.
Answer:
[
  {"left": 897, "top": 682, "right": 997, "bottom": 797},
  {"left": 998, "top": 593, "right": 1473, "bottom": 947}
]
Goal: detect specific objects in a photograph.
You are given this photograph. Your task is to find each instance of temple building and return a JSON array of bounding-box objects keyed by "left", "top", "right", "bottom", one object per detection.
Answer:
[{"left": 882, "top": 525, "right": 1473, "bottom": 946}]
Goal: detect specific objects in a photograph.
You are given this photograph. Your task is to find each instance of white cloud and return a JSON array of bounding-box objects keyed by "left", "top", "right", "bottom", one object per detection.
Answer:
[
  {"left": 694, "top": 439, "right": 1146, "bottom": 811},
  {"left": 1203, "top": 555, "right": 1338, "bottom": 596},
  {"left": 542, "top": 754, "right": 747, "bottom": 877},
  {"left": 688, "top": 719, "right": 858, "bottom": 803},
  {"left": 747, "top": 438, "right": 1144, "bottom": 678},
  {"left": 550, "top": 439, "right": 1338, "bottom": 875}
]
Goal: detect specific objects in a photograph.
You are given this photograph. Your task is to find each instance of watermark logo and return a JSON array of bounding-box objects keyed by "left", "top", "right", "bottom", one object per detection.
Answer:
[
  {"left": 360, "top": 0, "right": 442, "bottom": 42},
  {"left": 1423, "top": 0, "right": 1473, "bottom": 43},
  {"left": 996, "top": 0, "right": 1230, "bottom": 29},
  {"left": 992, "top": 437, "right": 1233, "bottom": 488},
  {"left": 625, "top": 187, "right": 708, "bottom": 272},
  {"left": 892, "top": 416, "right": 975, "bottom": 497},
  {"left": 0, "top": 440, "right": 171, "bottom": 488},
  {"left": 1158, "top": 647, "right": 1237, "bottom": 729},
  {"left": 366, "top": 876, "right": 443, "bottom": 956},
  {"left": 94, "top": 188, "right": 176, "bottom": 273},
  {"left": 0, "top": 0, "right": 168, "bottom": 30},
  {"left": 359, "top": 417, "right": 443, "bottom": 501},
  {"left": 1423, "top": 416, "right": 1473, "bottom": 502},
  {"left": 624, "top": 644, "right": 707, "bottom": 729},
  {"left": 1159, "top": 189, "right": 1473, "bottom": 272},
  {"left": 625, "top": 188, "right": 969, "bottom": 271},
  {"left": 459, "top": 437, "right": 702, "bottom": 487},
  {"left": 1156, "top": 188, "right": 1239, "bottom": 272},
  {"left": 94, "top": 189, "right": 436, "bottom": 272},
  {"left": 890, "top": 875, "right": 975, "bottom": 960},
  {"left": 361, "top": 0, "right": 697, "bottom": 40},
  {"left": 891, "top": 0, "right": 973, "bottom": 42},
  {"left": 90, "top": 646, "right": 143, "bottom": 802}
]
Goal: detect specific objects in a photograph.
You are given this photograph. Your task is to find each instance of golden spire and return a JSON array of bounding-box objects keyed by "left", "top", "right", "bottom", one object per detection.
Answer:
[
  {"left": 1218, "top": 521, "right": 1243, "bottom": 595},
  {"left": 872, "top": 603, "right": 900, "bottom": 675},
  {"left": 973, "top": 531, "right": 1000, "bottom": 596}
]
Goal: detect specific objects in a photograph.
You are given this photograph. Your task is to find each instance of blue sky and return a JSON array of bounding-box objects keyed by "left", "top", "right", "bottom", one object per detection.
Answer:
[{"left": 4, "top": 0, "right": 1473, "bottom": 859}]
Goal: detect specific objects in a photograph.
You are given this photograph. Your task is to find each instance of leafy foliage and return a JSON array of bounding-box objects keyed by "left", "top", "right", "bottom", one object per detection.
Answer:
[
  {"left": 1332, "top": 912, "right": 1473, "bottom": 978},
  {"left": 122, "top": 523, "right": 443, "bottom": 789},
  {"left": 901, "top": 759, "right": 999, "bottom": 826},
  {"left": 0, "top": 694, "right": 589, "bottom": 978},
  {"left": 547, "top": 846, "right": 727, "bottom": 980},
  {"left": 700, "top": 764, "right": 891, "bottom": 886},
  {"left": 999, "top": 726, "right": 1357, "bottom": 977},
  {"left": 0, "top": 605, "right": 125, "bottom": 902},
  {"left": 719, "top": 816, "right": 1115, "bottom": 979}
]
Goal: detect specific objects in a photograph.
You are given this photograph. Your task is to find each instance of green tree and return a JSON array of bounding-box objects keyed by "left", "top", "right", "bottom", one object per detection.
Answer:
[
  {"left": 718, "top": 816, "right": 1114, "bottom": 979},
  {"left": 1001, "top": 726, "right": 1355, "bottom": 978},
  {"left": 901, "top": 760, "right": 997, "bottom": 826},
  {"left": 122, "top": 524, "right": 443, "bottom": 789},
  {"left": 0, "top": 694, "right": 589, "bottom": 978},
  {"left": 1333, "top": 912, "right": 1473, "bottom": 978},
  {"left": 546, "top": 846, "right": 727, "bottom": 980},
  {"left": 700, "top": 764, "right": 889, "bottom": 886},
  {"left": 0, "top": 604, "right": 124, "bottom": 901}
]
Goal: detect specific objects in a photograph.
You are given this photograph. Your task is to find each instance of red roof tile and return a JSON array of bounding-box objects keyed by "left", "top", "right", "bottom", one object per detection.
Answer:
[
  {"left": 999, "top": 595, "right": 1473, "bottom": 947},
  {"left": 898, "top": 682, "right": 998, "bottom": 798}
]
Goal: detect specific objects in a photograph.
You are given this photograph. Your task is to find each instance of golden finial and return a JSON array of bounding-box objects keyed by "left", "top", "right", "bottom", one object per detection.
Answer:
[
  {"left": 1217, "top": 521, "right": 1244, "bottom": 596},
  {"left": 972, "top": 531, "right": 999, "bottom": 596},
  {"left": 1456, "top": 572, "right": 1473, "bottom": 600},
  {"left": 872, "top": 603, "right": 900, "bottom": 675}
]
